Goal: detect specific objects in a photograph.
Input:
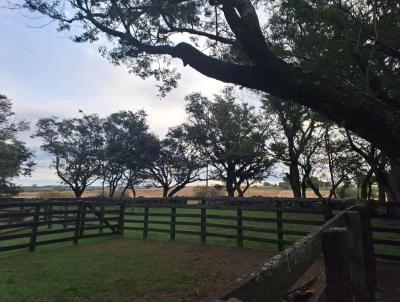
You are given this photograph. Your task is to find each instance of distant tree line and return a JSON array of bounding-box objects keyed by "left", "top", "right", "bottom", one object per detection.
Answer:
[{"left": 31, "top": 88, "right": 399, "bottom": 202}]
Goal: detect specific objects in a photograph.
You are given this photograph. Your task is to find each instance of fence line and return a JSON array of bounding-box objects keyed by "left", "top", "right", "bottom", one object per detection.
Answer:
[{"left": 0, "top": 198, "right": 399, "bottom": 261}]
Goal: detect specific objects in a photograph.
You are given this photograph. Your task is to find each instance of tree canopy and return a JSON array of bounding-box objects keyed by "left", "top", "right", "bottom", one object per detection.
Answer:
[
  {"left": 35, "top": 114, "right": 104, "bottom": 198},
  {"left": 20, "top": 0, "right": 400, "bottom": 161},
  {"left": 0, "top": 95, "right": 35, "bottom": 196},
  {"left": 184, "top": 88, "right": 274, "bottom": 197}
]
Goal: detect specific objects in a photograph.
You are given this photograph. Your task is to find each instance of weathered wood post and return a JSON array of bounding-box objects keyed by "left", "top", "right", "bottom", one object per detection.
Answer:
[
  {"left": 99, "top": 205, "right": 104, "bottom": 234},
  {"left": 357, "top": 205, "right": 377, "bottom": 300},
  {"left": 201, "top": 208, "right": 206, "bottom": 244},
  {"left": 63, "top": 205, "right": 68, "bottom": 229},
  {"left": 118, "top": 202, "right": 125, "bottom": 235},
  {"left": 237, "top": 208, "right": 243, "bottom": 248},
  {"left": 47, "top": 205, "right": 52, "bottom": 229},
  {"left": 322, "top": 227, "right": 353, "bottom": 302},
  {"left": 276, "top": 210, "right": 284, "bottom": 251},
  {"left": 29, "top": 204, "right": 40, "bottom": 252},
  {"left": 79, "top": 203, "right": 87, "bottom": 237},
  {"left": 170, "top": 207, "right": 176, "bottom": 241},
  {"left": 73, "top": 201, "right": 83, "bottom": 245},
  {"left": 143, "top": 206, "right": 149, "bottom": 239},
  {"left": 346, "top": 211, "right": 372, "bottom": 302}
]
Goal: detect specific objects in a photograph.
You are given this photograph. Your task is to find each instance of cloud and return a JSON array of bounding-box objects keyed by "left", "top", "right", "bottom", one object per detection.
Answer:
[{"left": 1, "top": 10, "right": 226, "bottom": 185}]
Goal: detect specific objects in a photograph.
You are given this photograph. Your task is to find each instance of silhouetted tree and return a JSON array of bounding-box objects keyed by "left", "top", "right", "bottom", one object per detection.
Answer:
[
  {"left": 35, "top": 114, "right": 104, "bottom": 198},
  {"left": 184, "top": 88, "right": 274, "bottom": 197},
  {"left": 0, "top": 95, "right": 35, "bottom": 196},
  {"left": 144, "top": 126, "right": 203, "bottom": 197}
]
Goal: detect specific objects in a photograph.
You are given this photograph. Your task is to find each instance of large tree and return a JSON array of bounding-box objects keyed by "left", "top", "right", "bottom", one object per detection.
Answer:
[
  {"left": 0, "top": 95, "right": 35, "bottom": 196},
  {"left": 102, "top": 110, "right": 158, "bottom": 198},
  {"left": 36, "top": 114, "right": 104, "bottom": 198},
  {"left": 184, "top": 89, "right": 274, "bottom": 197},
  {"left": 144, "top": 126, "right": 203, "bottom": 197},
  {"left": 20, "top": 0, "right": 400, "bottom": 163},
  {"left": 263, "top": 98, "right": 318, "bottom": 198}
]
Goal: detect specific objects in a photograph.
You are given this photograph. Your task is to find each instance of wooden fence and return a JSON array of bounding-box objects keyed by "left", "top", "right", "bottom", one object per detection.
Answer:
[
  {"left": 0, "top": 197, "right": 399, "bottom": 262},
  {"left": 0, "top": 198, "right": 327, "bottom": 253}
]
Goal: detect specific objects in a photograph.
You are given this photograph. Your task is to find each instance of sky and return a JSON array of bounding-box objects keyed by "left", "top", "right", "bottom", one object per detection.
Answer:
[
  {"left": 0, "top": 8, "right": 229, "bottom": 185},
  {"left": 0, "top": 7, "right": 276, "bottom": 186}
]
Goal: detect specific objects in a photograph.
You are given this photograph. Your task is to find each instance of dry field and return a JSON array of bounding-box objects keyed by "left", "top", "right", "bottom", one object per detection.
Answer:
[{"left": 16, "top": 186, "right": 329, "bottom": 199}]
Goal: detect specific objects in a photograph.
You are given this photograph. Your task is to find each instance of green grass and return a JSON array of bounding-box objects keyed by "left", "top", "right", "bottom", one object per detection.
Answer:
[{"left": 0, "top": 237, "right": 222, "bottom": 302}]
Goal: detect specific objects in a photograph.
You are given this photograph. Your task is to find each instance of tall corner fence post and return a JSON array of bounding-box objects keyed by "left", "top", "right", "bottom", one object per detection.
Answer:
[
  {"left": 276, "top": 209, "right": 284, "bottom": 251},
  {"left": 345, "top": 210, "right": 373, "bottom": 302},
  {"left": 143, "top": 206, "right": 149, "bottom": 239},
  {"left": 170, "top": 207, "right": 176, "bottom": 241},
  {"left": 73, "top": 201, "right": 83, "bottom": 245},
  {"left": 119, "top": 202, "right": 125, "bottom": 235},
  {"left": 322, "top": 227, "right": 353, "bottom": 302},
  {"left": 201, "top": 207, "right": 206, "bottom": 244},
  {"left": 29, "top": 204, "right": 40, "bottom": 252},
  {"left": 357, "top": 205, "right": 377, "bottom": 299},
  {"left": 237, "top": 208, "right": 243, "bottom": 248}
]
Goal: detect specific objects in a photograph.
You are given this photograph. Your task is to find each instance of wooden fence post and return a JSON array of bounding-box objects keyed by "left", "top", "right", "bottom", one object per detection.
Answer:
[
  {"left": 201, "top": 208, "right": 206, "bottom": 244},
  {"left": 63, "top": 205, "right": 68, "bottom": 229},
  {"left": 73, "top": 201, "right": 82, "bottom": 245},
  {"left": 79, "top": 203, "right": 86, "bottom": 237},
  {"left": 346, "top": 211, "right": 371, "bottom": 302},
  {"left": 357, "top": 205, "right": 377, "bottom": 299},
  {"left": 276, "top": 210, "right": 284, "bottom": 251},
  {"left": 29, "top": 204, "right": 40, "bottom": 252},
  {"left": 237, "top": 208, "right": 243, "bottom": 248},
  {"left": 322, "top": 227, "right": 353, "bottom": 302},
  {"left": 143, "top": 207, "right": 149, "bottom": 239},
  {"left": 170, "top": 207, "right": 176, "bottom": 241},
  {"left": 118, "top": 202, "right": 125, "bottom": 235},
  {"left": 99, "top": 205, "right": 104, "bottom": 234},
  {"left": 47, "top": 205, "right": 52, "bottom": 229}
]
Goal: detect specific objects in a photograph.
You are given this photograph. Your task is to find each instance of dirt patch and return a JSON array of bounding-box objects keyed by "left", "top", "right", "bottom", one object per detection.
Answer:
[
  {"left": 80, "top": 238, "right": 275, "bottom": 301},
  {"left": 376, "top": 260, "right": 400, "bottom": 302}
]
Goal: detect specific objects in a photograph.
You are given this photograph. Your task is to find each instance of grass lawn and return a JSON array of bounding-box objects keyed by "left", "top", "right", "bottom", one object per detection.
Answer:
[{"left": 0, "top": 237, "right": 274, "bottom": 302}]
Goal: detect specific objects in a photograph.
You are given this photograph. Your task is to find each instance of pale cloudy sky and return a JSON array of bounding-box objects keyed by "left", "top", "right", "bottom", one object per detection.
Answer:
[{"left": 0, "top": 8, "right": 231, "bottom": 185}]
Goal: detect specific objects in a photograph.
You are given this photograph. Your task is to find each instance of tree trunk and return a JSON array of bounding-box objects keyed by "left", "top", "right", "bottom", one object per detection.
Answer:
[
  {"left": 120, "top": 184, "right": 129, "bottom": 198},
  {"left": 226, "top": 163, "right": 236, "bottom": 197},
  {"left": 360, "top": 170, "right": 374, "bottom": 200},
  {"left": 288, "top": 162, "right": 302, "bottom": 198},
  {"left": 389, "top": 158, "right": 400, "bottom": 202},
  {"left": 162, "top": 186, "right": 169, "bottom": 197},
  {"left": 301, "top": 177, "right": 307, "bottom": 198}
]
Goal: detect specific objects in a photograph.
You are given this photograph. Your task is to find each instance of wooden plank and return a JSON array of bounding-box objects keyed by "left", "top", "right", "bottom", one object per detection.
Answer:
[
  {"left": 170, "top": 207, "right": 176, "bottom": 241},
  {"left": 277, "top": 210, "right": 284, "bottom": 251},
  {"left": 322, "top": 228, "right": 353, "bottom": 302},
  {"left": 237, "top": 209, "right": 243, "bottom": 248},
  {"left": 373, "top": 238, "right": 400, "bottom": 246},
  {"left": 143, "top": 207, "right": 149, "bottom": 239},
  {"left": 201, "top": 208, "right": 206, "bottom": 244},
  {"left": 29, "top": 205, "right": 40, "bottom": 252}
]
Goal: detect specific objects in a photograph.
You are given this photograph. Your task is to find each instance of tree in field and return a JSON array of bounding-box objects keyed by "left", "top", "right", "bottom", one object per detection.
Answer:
[
  {"left": 20, "top": 0, "right": 400, "bottom": 169},
  {"left": 263, "top": 98, "right": 318, "bottom": 198},
  {"left": 345, "top": 131, "right": 392, "bottom": 202},
  {"left": 102, "top": 110, "right": 158, "bottom": 198},
  {"left": 144, "top": 126, "right": 203, "bottom": 197},
  {"left": 184, "top": 89, "right": 274, "bottom": 197},
  {"left": 321, "top": 124, "right": 363, "bottom": 198},
  {"left": 0, "top": 95, "right": 35, "bottom": 196},
  {"left": 35, "top": 114, "right": 104, "bottom": 198}
]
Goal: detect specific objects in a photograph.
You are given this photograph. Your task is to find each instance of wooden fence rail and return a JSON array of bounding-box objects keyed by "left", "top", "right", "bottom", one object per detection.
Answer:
[{"left": 0, "top": 198, "right": 399, "bottom": 261}]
